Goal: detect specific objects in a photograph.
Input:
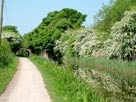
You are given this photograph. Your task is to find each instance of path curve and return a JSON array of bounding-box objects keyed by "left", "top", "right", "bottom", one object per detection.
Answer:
[{"left": 0, "top": 57, "right": 51, "bottom": 102}]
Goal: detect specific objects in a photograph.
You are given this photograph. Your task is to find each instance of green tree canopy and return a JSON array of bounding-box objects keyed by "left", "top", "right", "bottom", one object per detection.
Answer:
[
  {"left": 24, "top": 8, "right": 86, "bottom": 58},
  {"left": 2, "top": 25, "right": 22, "bottom": 53},
  {"left": 94, "top": 0, "right": 136, "bottom": 33},
  {"left": 2, "top": 25, "right": 18, "bottom": 33}
]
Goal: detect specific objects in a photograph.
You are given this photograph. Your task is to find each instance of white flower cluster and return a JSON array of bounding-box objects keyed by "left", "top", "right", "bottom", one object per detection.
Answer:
[
  {"left": 55, "top": 28, "right": 102, "bottom": 57},
  {"left": 55, "top": 10, "right": 136, "bottom": 60},
  {"left": 104, "top": 10, "right": 136, "bottom": 60},
  {"left": 73, "top": 28, "right": 101, "bottom": 57},
  {"left": 2, "top": 31, "right": 21, "bottom": 40},
  {"left": 2, "top": 31, "right": 22, "bottom": 43}
]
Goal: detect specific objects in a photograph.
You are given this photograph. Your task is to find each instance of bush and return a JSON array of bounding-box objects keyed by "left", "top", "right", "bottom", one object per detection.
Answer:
[
  {"left": 55, "top": 28, "right": 103, "bottom": 58},
  {"left": 0, "top": 40, "right": 12, "bottom": 67},
  {"left": 104, "top": 10, "right": 136, "bottom": 60},
  {"left": 0, "top": 55, "right": 17, "bottom": 94},
  {"left": 16, "top": 49, "right": 29, "bottom": 57}
]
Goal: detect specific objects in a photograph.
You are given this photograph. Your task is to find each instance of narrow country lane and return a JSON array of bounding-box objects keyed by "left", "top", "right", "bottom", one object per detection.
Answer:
[{"left": 0, "top": 58, "right": 51, "bottom": 102}]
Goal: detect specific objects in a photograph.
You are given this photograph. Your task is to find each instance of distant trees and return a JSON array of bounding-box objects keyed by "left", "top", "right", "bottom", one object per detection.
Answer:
[
  {"left": 24, "top": 8, "right": 86, "bottom": 59},
  {"left": 2, "top": 25, "right": 22, "bottom": 53},
  {"left": 2, "top": 26, "right": 18, "bottom": 33},
  {"left": 55, "top": 10, "right": 136, "bottom": 61},
  {"left": 94, "top": 0, "right": 136, "bottom": 37}
]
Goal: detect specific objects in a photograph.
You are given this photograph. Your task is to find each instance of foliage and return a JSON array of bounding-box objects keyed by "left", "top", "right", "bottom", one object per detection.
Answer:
[
  {"left": 64, "top": 57, "right": 136, "bottom": 85},
  {"left": 94, "top": 0, "right": 136, "bottom": 35},
  {"left": 2, "top": 26, "right": 18, "bottom": 33},
  {"left": 64, "top": 57, "right": 136, "bottom": 101},
  {"left": 30, "top": 55, "right": 107, "bottom": 102},
  {"left": 104, "top": 10, "right": 136, "bottom": 60},
  {"left": 55, "top": 28, "right": 103, "bottom": 58},
  {"left": 0, "top": 40, "right": 13, "bottom": 67},
  {"left": 24, "top": 8, "right": 86, "bottom": 58},
  {"left": 2, "top": 25, "right": 22, "bottom": 53},
  {"left": 0, "top": 56, "right": 17, "bottom": 94},
  {"left": 16, "top": 49, "right": 29, "bottom": 57}
]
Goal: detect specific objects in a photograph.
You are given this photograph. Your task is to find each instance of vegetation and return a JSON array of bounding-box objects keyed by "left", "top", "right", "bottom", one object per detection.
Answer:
[
  {"left": 56, "top": 10, "right": 136, "bottom": 60},
  {"left": 0, "top": 26, "right": 20, "bottom": 95},
  {"left": 0, "top": 39, "right": 18, "bottom": 94},
  {"left": 30, "top": 55, "right": 107, "bottom": 102},
  {"left": 24, "top": 8, "right": 86, "bottom": 59},
  {"left": 21, "top": 0, "right": 136, "bottom": 101},
  {"left": 2, "top": 25, "right": 22, "bottom": 53},
  {"left": 55, "top": 28, "right": 103, "bottom": 58},
  {"left": 1, "top": 0, "right": 134, "bottom": 101},
  {"left": 0, "top": 56, "right": 17, "bottom": 94},
  {"left": 104, "top": 10, "right": 136, "bottom": 60},
  {"left": 0, "top": 40, "right": 14, "bottom": 67},
  {"left": 64, "top": 57, "right": 136, "bottom": 85},
  {"left": 94, "top": 0, "right": 136, "bottom": 34},
  {"left": 16, "top": 49, "right": 30, "bottom": 57}
]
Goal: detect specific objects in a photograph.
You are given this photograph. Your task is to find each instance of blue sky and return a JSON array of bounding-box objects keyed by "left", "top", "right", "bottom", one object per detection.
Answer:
[{"left": 3, "top": 0, "right": 109, "bottom": 34}]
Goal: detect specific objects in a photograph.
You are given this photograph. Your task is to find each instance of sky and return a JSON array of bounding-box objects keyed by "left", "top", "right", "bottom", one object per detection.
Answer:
[{"left": 3, "top": 0, "right": 110, "bottom": 35}]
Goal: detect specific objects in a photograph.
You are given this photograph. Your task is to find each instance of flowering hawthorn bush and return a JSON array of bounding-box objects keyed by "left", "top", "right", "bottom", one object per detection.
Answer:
[
  {"left": 104, "top": 10, "right": 136, "bottom": 60},
  {"left": 55, "top": 28, "right": 102, "bottom": 57}
]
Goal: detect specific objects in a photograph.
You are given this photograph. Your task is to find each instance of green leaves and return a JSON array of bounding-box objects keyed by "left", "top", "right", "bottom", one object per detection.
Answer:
[
  {"left": 94, "top": 0, "right": 136, "bottom": 34},
  {"left": 55, "top": 28, "right": 103, "bottom": 57},
  {"left": 104, "top": 11, "right": 136, "bottom": 60},
  {"left": 24, "top": 8, "right": 86, "bottom": 58},
  {"left": 2, "top": 25, "right": 22, "bottom": 53}
]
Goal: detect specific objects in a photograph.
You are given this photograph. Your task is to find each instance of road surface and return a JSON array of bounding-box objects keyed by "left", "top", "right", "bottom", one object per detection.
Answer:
[{"left": 0, "top": 57, "right": 51, "bottom": 102}]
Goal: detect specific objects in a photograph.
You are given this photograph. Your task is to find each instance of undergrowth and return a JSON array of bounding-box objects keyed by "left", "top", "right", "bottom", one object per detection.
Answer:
[
  {"left": 64, "top": 57, "right": 136, "bottom": 85},
  {"left": 0, "top": 55, "right": 18, "bottom": 94},
  {"left": 30, "top": 55, "right": 107, "bottom": 102}
]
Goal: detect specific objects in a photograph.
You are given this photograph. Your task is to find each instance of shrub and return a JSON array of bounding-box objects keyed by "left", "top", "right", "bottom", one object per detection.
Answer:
[
  {"left": 104, "top": 10, "right": 136, "bottom": 60},
  {"left": 0, "top": 55, "right": 17, "bottom": 94},
  {"left": 55, "top": 28, "right": 103, "bottom": 58},
  {"left": 0, "top": 40, "right": 12, "bottom": 67},
  {"left": 16, "top": 49, "right": 29, "bottom": 57}
]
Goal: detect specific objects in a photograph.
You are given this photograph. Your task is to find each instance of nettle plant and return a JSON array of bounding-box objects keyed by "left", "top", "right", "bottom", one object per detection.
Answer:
[{"left": 104, "top": 10, "right": 136, "bottom": 60}]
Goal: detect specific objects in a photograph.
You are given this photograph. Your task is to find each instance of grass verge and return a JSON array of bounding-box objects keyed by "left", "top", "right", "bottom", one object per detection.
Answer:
[
  {"left": 0, "top": 55, "right": 18, "bottom": 94},
  {"left": 30, "top": 55, "right": 107, "bottom": 102},
  {"left": 64, "top": 57, "right": 136, "bottom": 85}
]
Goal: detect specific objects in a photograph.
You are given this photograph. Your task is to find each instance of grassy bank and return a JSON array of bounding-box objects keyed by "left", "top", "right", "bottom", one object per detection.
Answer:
[
  {"left": 30, "top": 55, "right": 107, "bottom": 102},
  {"left": 64, "top": 57, "right": 136, "bottom": 85},
  {"left": 0, "top": 55, "right": 18, "bottom": 94}
]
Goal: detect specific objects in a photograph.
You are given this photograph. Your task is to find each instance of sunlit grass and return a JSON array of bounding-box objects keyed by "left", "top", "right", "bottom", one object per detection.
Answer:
[
  {"left": 64, "top": 57, "right": 136, "bottom": 85},
  {"left": 0, "top": 55, "right": 18, "bottom": 94},
  {"left": 30, "top": 55, "right": 107, "bottom": 102}
]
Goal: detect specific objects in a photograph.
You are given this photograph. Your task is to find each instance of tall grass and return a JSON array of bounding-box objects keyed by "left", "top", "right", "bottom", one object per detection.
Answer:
[
  {"left": 0, "top": 40, "right": 13, "bottom": 67},
  {"left": 30, "top": 55, "right": 107, "bottom": 102},
  {"left": 0, "top": 40, "right": 18, "bottom": 94},
  {"left": 64, "top": 57, "right": 136, "bottom": 85},
  {"left": 0, "top": 55, "right": 18, "bottom": 94}
]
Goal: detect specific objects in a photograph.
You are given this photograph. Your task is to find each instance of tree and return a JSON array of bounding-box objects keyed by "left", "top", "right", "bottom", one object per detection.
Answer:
[
  {"left": 94, "top": 0, "right": 136, "bottom": 34},
  {"left": 104, "top": 10, "right": 136, "bottom": 60},
  {"left": 24, "top": 8, "right": 86, "bottom": 59},
  {"left": 2, "top": 25, "right": 22, "bottom": 53},
  {"left": 2, "top": 26, "right": 18, "bottom": 33}
]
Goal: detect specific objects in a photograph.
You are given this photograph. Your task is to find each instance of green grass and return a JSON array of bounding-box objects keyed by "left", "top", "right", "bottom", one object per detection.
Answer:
[
  {"left": 30, "top": 55, "right": 107, "bottom": 102},
  {"left": 64, "top": 57, "right": 136, "bottom": 85},
  {"left": 0, "top": 55, "right": 18, "bottom": 94}
]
